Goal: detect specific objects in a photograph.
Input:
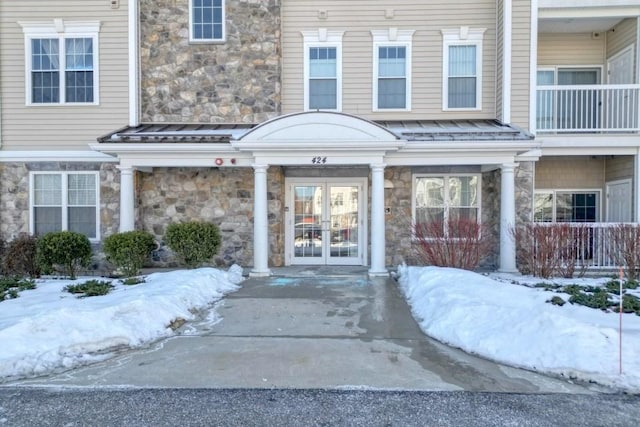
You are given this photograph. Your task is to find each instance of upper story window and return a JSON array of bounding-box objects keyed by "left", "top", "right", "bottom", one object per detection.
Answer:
[
  {"left": 19, "top": 19, "right": 100, "bottom": 106},
  {"left": 371, "top": 29, "right": 414, "bottom": 111},
  {"left": 190, "top": 0, "right": 225, "bottom": 42},
  {"left": 302, "top": 29, "right": 344, "bottom": 111},
  {"left": 441, "top": 27, "right": 486, "bottom": 111}
]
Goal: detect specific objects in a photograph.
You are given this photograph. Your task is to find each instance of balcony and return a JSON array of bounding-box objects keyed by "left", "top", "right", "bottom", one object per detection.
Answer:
[{"left": 536, "top": 84, "right": 640, "bottom": 133}]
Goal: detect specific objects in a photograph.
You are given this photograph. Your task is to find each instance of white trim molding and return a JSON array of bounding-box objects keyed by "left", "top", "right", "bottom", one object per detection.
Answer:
[
  {"left": 302, "top": 29, "right": 345, "bottom": 112},
  {"left": 188, "top": 0, "right": 226, "bottom": 43},
  {"left": 371, "top": 29, "right": 415, "bottom": 111},
  {"left": 441, "top": 27, "right": 487, "bottom": 111}
]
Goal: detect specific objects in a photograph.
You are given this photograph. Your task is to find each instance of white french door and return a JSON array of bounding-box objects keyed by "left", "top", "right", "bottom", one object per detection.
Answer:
[{"left": 285, "top": 178, "right": 366, "bottom": 265}]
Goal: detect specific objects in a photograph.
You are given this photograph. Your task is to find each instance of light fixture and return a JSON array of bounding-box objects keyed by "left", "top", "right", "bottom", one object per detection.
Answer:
[{"left": 215, "top": 158, "right": 224, "bottom": 166}]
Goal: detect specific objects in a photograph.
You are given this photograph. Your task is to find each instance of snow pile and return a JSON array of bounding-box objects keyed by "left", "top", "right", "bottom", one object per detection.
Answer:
[
  {"left": 397, "top": 265, "right": 640, "bottom": 392},
  {"left": 0, "top": 266, "right": 242, "bottom": 381}
]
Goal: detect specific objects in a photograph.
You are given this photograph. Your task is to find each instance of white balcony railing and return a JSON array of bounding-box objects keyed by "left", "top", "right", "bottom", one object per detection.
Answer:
[
  {"left": 536, "top": 84, "right": 640, "bottom": 133},
  {"left": 530, "top": 222, "right": 639, "bottom": 271}
]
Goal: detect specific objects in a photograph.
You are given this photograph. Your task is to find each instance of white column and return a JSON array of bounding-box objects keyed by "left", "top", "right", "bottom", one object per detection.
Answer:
[
  {"left": 251, "top": 164, "right": 271, "bottom": 277},
  {"left": 369, "top": 164, "right": 388, "bottom": 276},
  {"left": 499, "top": 163, "right": 518, "bottom": 272},
  {"left": 118, "top": 166, "right": 135, "bottom": 232}
]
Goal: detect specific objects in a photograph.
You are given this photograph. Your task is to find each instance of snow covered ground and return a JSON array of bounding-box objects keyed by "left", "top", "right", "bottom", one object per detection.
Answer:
[
  {"left": 397, "top": 265, "right": 640, "bottom": 392},
  {"left": 0, "top": 266, "right": 242, "bottom": 382}
]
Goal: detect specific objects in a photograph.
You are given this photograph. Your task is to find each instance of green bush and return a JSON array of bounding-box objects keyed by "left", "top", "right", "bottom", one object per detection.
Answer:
[
  {"left": 2, "top": 233, "right": 40, "bottom": 278},
  {"left": 165, "top": 222, "right": 221, "bottom": 268},
  {"left": 0, "top": 277, "right": 36, "bottom": 302},
  {"left": 37, "top": 231, "right": 92, "bottom": 279},
  {"left": 65, "top": 279, "right": 114, "bottom": 297},
  {"left": 103, "top": 231, "right": 156, "bottom": 277},
  {"left": 121, "top": 276, "right": 145, "bottom": 286}
]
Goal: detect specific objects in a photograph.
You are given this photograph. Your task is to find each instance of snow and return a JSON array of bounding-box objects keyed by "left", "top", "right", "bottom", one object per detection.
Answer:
[
  {"left": 397, "top": 265, "right": 640, "bottom": 392},
  {"left": 0, "top": 266, "right": 242, "bottom": 382}
]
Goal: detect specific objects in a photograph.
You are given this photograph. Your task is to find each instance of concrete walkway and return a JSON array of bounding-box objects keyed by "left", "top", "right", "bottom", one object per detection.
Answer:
[{"left": 10, "top": 268, "right": 599, "bottom": 392}]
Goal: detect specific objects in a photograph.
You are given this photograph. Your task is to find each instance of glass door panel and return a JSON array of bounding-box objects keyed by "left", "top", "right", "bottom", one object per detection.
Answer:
[
  {"left": 293, "top": 185, "right": 323, "bottom": 259},
  {"left": 329, "top": 186, "right": 359, "bottom": 260}
]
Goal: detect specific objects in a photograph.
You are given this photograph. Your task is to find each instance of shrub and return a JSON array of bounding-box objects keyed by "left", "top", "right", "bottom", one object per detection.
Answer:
[
  {"left": 37, "top": 231, "right": 92, "bottom": 279},
  {"left": 2, "top": 233, "right": 40, "bottom": 278},
  {"left": 103, "top": 231, "right": 156, "bottom": 277},
  {"left": 121, "top": 276, "right": 145, "bottom": 286},
  {"left": 164, "top": 222, "right": 221, "bottom": 268},
  {"left": 0, "top": 277, "right": 36, "bottom": 302},
  {"left": 65, "top": 279, "right": 114, "bottom": 297},
  {"left": 412, "top": 218, "right": 492, "bottom": 271},
  {"left": 607, "top": 224, "right": 640, "bottom": 280}
]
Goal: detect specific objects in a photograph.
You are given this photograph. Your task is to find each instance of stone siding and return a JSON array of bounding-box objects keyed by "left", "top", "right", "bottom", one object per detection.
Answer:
[
  {"left": 140, "top": 0, "right": 281, "bottom": 123},
  {"left": 136, "top": 166, "right": 284, "bottom": 267},
  {"left": 0, "top": 162, "right": 120, "bottom": 242}
]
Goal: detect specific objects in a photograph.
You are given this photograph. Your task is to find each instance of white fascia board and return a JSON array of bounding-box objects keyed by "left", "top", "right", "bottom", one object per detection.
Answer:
[
  {"left": 0, "top": 150, "right": 117, "bottom": 162},
  {"left": 539, "top": 135, "right": 640, "bottom": 147},
  {"left": 542, "top": 147, "right": 639, "bottom": 156},
  {"left": 233, "top": 140, "right": 404, "bottom": 152},
  {"left": 90, "top": 143, "right": 238, "bottom": 155},
  {"left": 385, "top": 153, "right": 519, "bottom": 167},
  {"left": 538, "top": 6, "right": 640, "bottom": 19},
  {"left": 398, "top": 141, "right": 539, "bottom": 152}
]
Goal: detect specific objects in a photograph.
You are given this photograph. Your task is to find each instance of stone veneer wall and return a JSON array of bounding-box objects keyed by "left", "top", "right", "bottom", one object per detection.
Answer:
[
  {"left": 140, "top": 0, "right": 281, "bottom": 123},
  {"left": 0, "top": 162, "right": 120, "bottom": 262},
  {"left": 136, "top": 166, "right": 284, "bottom": 267}
]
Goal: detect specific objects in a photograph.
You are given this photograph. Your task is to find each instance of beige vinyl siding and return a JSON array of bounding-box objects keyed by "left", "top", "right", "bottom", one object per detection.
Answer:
[
  {"left": 606, "top": 18, "right": 637, "bottom": 83},
  {"left": 605, "top": 155, "right": 634, "bottom": 183},
  {"left": 535, "top": 156, "right": 605, "bottom": 190},
  {"left": 0, "top": 0, "right": 129, "bottom": 151},
  {"left": 538, "top": 33, "right": 605, "bottom": 68},
  {"left": 510, "top": 0, "right": 531, "bottom": 131},
  {"left": 282, "top": 0, "right": 498, "bottom": 121}
]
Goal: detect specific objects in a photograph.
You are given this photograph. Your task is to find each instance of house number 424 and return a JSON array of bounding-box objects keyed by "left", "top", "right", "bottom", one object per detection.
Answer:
[{"left": 311, "top": 156, "right": 327, "bottom": 164}]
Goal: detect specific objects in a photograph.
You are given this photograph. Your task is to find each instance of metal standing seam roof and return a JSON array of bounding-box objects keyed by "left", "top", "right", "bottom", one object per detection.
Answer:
[{"left": 97, "top": 120, "right": 533, "bottom": 143}]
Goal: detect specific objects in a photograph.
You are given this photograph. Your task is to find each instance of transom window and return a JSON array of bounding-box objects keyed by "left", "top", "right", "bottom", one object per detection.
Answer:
[
  {"left": 441, "top": 27, "right": 485, "bottom": 111},
  {"left": 371, "top": 29, "right": 414, "bottom": 111},
  {"left": 302, "top": 29, "right": 344, "bottom": 111},
  {"left": 190, "top": 0, "right": 225, "bottom": 42},
  {"left": 30, "top": 172, "right": 100, "bottom": 240},
  {"left": 20, "top": 20, "right": 100, "bottom": 105},
  {"left": 534, "top": 191, "right": 599, "bottom": 223},
  {"left": 413, "top": 175, "right": 480, "bottom": 237}
]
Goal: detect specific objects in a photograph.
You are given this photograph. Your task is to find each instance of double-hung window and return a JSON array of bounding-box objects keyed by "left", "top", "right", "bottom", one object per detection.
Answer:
[
  {"left": 30, "top": 172, "right": 100, "bottom": 240},
  {"left": 190, "top": 0, "right": 225, "bottom": 42},
  {"left": 371, "top": 29, "right": 414, "bottom": 111},
  {"left": 413, "top": 174, "right": 480, "bottom": 238},
  {"left": 302, "top": 30, "right": 344, "bottom": 111},
  {"left": 20, "top": 20, "right": 100, "bottom": 105},
  {"left": 441, "top": 28, "right": 485, "bottom": 110}
]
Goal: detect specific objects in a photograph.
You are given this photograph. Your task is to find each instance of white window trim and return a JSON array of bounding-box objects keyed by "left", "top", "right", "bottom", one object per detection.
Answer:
[
  {"left": 533, "top": 189, "right": 602, "bottom": 223},
  {"left": 536, "top": 65, "right": 604, "bottom": 85},
  {"left": 412, "top": 173, "right": 482, "bottom": 238},
  {"left": 19, "top": 19, "right": 101, "bottom": 106},
  {"left": 371, "top": 29, "right": 414, "bottom": 112},
  {"left": 188, "top": 0, "right": 226, "bottom": 43},
  {"left": 29, "top": 171, "right": 101, "bottom": 242},
  {"left": 302, "top": 29, "right": 344, "bottom": 112},
  {"left": 441, "top": 27, "right": 486, "bottom": 112}
]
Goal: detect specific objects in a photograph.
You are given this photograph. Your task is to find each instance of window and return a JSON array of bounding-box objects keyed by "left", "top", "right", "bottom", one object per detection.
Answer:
[
  {"left": 441, "top": 27, "right": 485, "bottom": 110},
  {"left": 413, "top": 175, "right": 480, "bottom": 237},
  {"left": 20, "top": 20, "right": 100, "bottom": 105},
  {"left": 534, "top": 191, "right": 599, "bottom": 223},
  {"left": 30, "top": 172, "right": 100, "bottom": 240},
  {"left": 190, "top": 0, "right": 225, "bottom": 42},
  {"left": 302, "top": 29, "right": 344, "bottom": 111},
  {"left": 371, "top": 29, "right": 414, "bottom": 110}
]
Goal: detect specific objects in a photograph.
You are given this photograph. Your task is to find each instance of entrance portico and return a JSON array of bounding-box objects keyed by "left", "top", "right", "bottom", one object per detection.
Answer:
[{"left": 93, "top": 112, "right": 537, "bottom": 274}]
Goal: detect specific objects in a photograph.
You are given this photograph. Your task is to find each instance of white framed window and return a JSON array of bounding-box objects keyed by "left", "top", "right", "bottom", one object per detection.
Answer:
[
  {"left": 30, "top": 172, "right": 100, "bottom": 240},
  {"left": 413, "top": 174, "right": 481, "bottom": 237},
  {"left": 189, "top": 0, "right": 225, "bottom": 43},
  {"left": 534, "top": 190, "right": 600, "bottom": 223},
  {"left": 441, "top": 27, "right": 486, "bottom": 111},
  {"left": 19, "top": 20, "right": 100, "bottom": 106},
  {"left": 302, "top": 29, "right": 344, "bottom": 111},
  {"left": 371, "top": 29, "right": 414, "bottom": 111}
]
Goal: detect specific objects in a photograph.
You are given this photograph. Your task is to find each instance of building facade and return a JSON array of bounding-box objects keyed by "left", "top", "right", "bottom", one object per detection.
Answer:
[{"left": 2, "top": 0, "right": 640, "bottom": 275}]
